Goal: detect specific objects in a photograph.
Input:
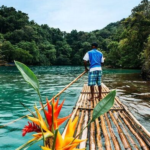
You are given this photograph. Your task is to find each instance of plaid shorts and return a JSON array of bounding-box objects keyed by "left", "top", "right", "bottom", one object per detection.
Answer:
[{"left": 88, "top": 70, "right": 102, "bottom": 86}]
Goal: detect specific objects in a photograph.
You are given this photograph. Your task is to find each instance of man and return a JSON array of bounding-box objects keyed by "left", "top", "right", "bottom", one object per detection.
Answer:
[{"left": 83, "top": 43, "right": 104, "bottom": 101}]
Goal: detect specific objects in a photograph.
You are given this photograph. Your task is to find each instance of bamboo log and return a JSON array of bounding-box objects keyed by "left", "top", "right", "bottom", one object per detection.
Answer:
[
  {"left": 81, "top": 91, "right": 110, "bottom": 94},
  {"left": 105, "top": 83, "right": 149, "bottom": 138},
  {"left": 95, "top": 88, "right": 113, "bottom": 150},
  {"left": 100, "top": 114, "right": 112, "bottom": 150},
  {"left": 116, "top": 113, "right": 139, "bottom": 150},
  {"left": 75, "top": 87, "right": 88, "bottom": 137},
  {"left": 105, "top": 113, "right": 121, "bottom": 150},
  {"left": 102, "top": 84, "right": 150, "bottom": 149},
  {"left": 79, "top": 87, "right": 89, "bottom": 149},
  {"left": 90, "top": 100, "right": 96, "bottom": 150},
  {"left": 93, "top": 99, "right": 103, "bottom": 150},
  {"left": 109, "top": 111, "right": 132, "bottom": 150},
  {"left": 115, "top": 97, "right": 150, "bottom": 138},
  {"left": 79, "top": 85, "right": 91, "bottom": 148},
  {"left": 0, "top": 71, "right": 87, "bottom": 128},
  {"left": 122, "top": 111, "right": 150, "bottom": 147},
  {"left": 79, "top": 110, "right": 88, "bottom": 149},
  {"left": 102, "top": 85, "right": 119, "bottom": 108},
  {"left": 120, "top": 112, "right": 149, "bottom": 150},
  {"left": 73, "top": 107, "right": 123, "bottom": 111},
  {"left": 93, "top": 89, "right": 112, "bottom": 150}
]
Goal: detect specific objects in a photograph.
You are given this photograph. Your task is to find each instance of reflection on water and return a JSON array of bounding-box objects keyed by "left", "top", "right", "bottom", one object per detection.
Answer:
[{"left": 0, "top": 66, "right": 149, "bottom": 149}]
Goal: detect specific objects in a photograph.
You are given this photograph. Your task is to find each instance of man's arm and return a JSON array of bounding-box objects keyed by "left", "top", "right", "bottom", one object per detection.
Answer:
[
  {"left": 101, "top": 56, "right": 105, "bottom": 66},
  {"left": 84, "top": 60, "right": 89, "bottom": 72},
  {"left": 83, "top": 52, "right": 89, "bottom": 72}
]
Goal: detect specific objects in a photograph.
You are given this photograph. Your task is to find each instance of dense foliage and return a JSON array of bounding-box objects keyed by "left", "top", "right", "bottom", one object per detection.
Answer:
[{"left": 0, "top": 1, "right": 150, "bottom": 73}]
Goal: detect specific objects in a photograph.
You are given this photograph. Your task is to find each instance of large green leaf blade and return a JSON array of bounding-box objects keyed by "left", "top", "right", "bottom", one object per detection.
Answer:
[
  {"left": 14, "top": 61, "right": 39, "bottom": 92},
  {"left": 91, "top": 90, "right": 116, "bottom": 122}
]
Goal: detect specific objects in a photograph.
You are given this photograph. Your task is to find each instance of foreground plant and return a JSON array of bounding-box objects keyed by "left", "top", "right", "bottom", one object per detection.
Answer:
[{"left": 14, "top": 61, "right": 116, "bottom": 150}]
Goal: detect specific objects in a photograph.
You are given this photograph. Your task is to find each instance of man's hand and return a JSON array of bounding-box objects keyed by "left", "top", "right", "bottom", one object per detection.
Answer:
[
  {"left": 85, "top": 68, "right": 89, "bottom": 72},
  {"left": 84, "top": 60, "right": 89, "bottom": 72}
]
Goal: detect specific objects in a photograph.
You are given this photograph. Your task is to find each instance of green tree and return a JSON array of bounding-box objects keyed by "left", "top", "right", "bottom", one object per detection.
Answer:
[{"left": 106, "top": 41, "right": 120, "bottom": 67}]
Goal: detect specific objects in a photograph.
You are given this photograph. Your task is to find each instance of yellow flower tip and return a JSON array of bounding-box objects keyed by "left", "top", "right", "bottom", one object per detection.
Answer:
[
  {"left": 55, "top": 131, "right": 63, "bottom": 149},
  {"left": 72, "top": 138, "right": 86, "bottom": 144},
  {"left": 27, "top": 116, "right": 40, "bottom": 126},
  {"left": 76, "top": 148, "right": 85, "bottom": 150},
  {"left": 65, "top": 116, "right": 79, "bottom": 137},
  {"left": 41, "top": 146, "right": 51, "bottom": 150},
  {"left": 73, "top": 149, "right": 85, "bottom": 150}
]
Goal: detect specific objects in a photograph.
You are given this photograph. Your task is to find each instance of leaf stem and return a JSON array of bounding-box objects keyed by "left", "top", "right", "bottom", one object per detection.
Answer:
[
  {"left": 52, "top": 129, "right": 58, "bottom": 150},
  {"left": 38, "top": 90, "right": 49, "bottom": 127},
  {"left": 51, "top": 103, "right": 55, "bottom": 134}
]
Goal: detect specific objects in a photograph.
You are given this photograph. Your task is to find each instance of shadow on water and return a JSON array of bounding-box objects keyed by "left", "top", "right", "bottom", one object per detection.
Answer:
[{"left": 0, "top": 66, "right": 149, "bottom": 149}]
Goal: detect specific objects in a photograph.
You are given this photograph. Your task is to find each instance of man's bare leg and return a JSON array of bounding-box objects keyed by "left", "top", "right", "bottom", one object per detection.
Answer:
[
  {"left": 98, "top": 85, "right": 102, "bottom": 99},
  {"left": 95, "top": 85, "right": 102, "bottom": 100},
  {"left": 88, "top": 85, "right": 94, "bottom": 101}
]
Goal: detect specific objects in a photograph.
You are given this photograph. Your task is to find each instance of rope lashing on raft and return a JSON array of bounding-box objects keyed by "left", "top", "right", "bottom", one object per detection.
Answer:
[{"left": 0, "top": 71, "right": 87, "bottom": 129}]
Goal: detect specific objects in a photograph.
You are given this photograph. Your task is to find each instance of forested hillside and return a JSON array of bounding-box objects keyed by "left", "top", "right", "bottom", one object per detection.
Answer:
[{"left": 0, "top": 0, "right": 150, "bottom": 79}]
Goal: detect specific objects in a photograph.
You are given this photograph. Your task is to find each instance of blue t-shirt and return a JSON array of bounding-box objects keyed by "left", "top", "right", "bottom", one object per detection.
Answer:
[{"left": 88, "top": 49, "right": 103, "bottom": 69}]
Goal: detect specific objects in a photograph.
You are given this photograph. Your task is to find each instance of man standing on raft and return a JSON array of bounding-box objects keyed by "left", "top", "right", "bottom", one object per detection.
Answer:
[{"left": 83, "top": 43, "right": 104, "bottom": 101}]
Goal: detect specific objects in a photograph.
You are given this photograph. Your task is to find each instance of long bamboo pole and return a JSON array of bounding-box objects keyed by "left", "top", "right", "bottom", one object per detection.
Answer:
[
  {"left": 90, "top": 100, "right": 96, "bottom": 150},
  {"left": 0, "top": 71, "right": 86, "bottom": 128}
]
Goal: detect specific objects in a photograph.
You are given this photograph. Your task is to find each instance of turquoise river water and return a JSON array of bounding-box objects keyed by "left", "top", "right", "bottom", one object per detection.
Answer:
[{"left": 0, "top": 66, "right": 149, "bottom": 149}]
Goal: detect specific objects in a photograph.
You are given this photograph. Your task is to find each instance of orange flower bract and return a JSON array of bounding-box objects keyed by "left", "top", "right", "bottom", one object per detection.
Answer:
[
  {"left": 45, "top": 97, "right": 71, "bottom": 130},
  {"left": 41, "top": 117, "right": 86, "bottom": 150}
]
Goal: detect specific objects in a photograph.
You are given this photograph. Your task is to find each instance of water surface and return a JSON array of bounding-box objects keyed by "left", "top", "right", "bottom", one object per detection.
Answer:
[{"left": 0, "top": 66, "right": 149, "bottom": 149}]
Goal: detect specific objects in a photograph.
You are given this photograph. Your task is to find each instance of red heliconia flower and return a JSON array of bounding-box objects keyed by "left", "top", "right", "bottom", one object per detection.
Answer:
[
  {"left": 22, "top": 121, "right": 41, "bottom": 136},
  {"left": 45, "top": 97, "right": 71, "bottom": 130}
]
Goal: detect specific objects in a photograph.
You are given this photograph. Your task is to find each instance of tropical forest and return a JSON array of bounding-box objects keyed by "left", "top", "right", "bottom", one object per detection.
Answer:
[
  {"left": 0, "top": 1, "right": 150, "bottom": 79},
  {"left": 0, "top": 0, "right": 150, "bottom": 75}
]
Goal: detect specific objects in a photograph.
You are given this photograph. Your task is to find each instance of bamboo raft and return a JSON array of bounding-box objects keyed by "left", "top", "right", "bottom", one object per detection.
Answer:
[{"left": 62, "top": 83, "right": 150, "bottom": 150}]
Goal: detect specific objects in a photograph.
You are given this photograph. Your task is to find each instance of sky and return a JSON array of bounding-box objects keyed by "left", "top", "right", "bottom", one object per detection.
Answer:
[{"left": 0, "top": 0, "right": 142, "bottom": 32}]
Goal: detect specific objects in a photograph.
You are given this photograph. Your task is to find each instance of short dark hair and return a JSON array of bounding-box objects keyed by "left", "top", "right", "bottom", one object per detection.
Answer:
[{"left": 91, "top": 43, "right": 98, "bottom": 48}]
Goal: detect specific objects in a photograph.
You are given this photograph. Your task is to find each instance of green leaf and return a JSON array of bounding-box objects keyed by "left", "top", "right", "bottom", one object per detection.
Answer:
[
  {"left": 14, "top": 61, "right": 39, "bottom": 92},
  {"left": 91, "top": 90, "right": 116, "bottom": 122},
  {"left": 20, "top": 102, "right": 37, "bottom": 118}
]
